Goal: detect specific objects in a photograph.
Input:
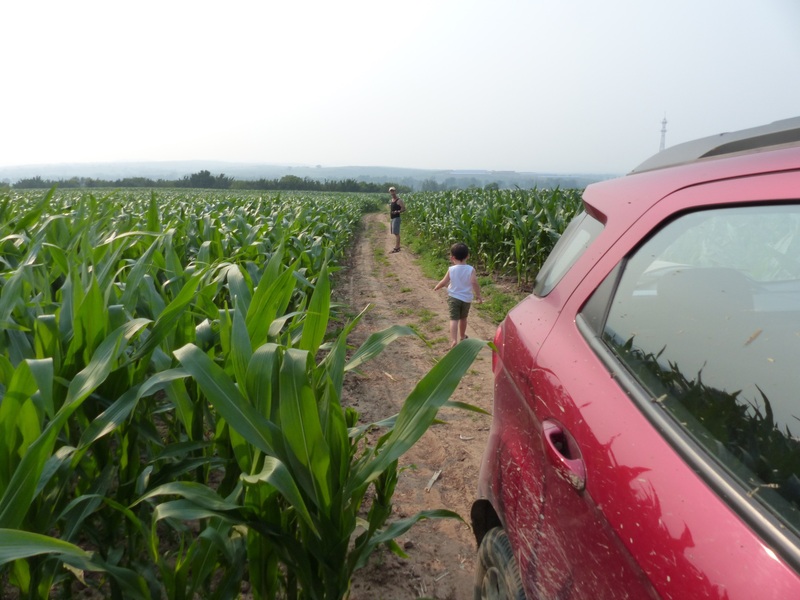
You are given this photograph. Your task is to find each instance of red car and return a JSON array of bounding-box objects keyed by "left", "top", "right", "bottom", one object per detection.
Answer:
[{"left": 471, "top": 118, "right": 800, "bottom": 600}]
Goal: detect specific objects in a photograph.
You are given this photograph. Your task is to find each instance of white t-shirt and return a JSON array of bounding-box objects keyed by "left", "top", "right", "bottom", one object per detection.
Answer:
[{"left": 448, "top": 264, "right": 475, "bottom": 302}]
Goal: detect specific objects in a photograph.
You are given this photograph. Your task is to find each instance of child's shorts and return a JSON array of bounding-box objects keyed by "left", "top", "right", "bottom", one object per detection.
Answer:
[{"left": 448, "top": 296, "right": 471, "bottom": 320}]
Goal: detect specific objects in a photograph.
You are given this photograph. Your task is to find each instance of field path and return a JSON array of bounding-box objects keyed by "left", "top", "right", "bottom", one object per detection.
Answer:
[{"left": 339, "top": 212, "right": 498, "bottom": 600}]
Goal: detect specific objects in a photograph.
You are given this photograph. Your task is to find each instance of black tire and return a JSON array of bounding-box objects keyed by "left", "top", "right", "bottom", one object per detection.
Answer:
[{"left": 474, "top": 527, "right": 527, "bottom": 600}]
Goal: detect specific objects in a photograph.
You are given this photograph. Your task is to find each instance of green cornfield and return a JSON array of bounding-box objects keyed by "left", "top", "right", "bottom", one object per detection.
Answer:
[
  {"left": 0, "top": 188, "right": 487, "bottom": 599},
  {"left": 405, "top": 188, "right": 584, "bottom": 286}
]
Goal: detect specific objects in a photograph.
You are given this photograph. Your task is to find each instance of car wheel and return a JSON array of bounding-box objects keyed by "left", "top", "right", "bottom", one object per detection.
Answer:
[{"left": 474, "top": 527, "right": 527, "bottom": 600}]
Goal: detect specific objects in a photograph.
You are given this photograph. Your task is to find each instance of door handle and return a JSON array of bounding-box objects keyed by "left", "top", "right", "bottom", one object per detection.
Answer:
[{"left": 542, "top": 419, "right": 586, "bottom": 492}]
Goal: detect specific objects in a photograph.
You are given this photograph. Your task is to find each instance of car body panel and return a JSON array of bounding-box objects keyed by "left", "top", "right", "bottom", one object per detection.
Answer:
[{"left": 476, "top": 140, "right": 800, "bottom": 599}]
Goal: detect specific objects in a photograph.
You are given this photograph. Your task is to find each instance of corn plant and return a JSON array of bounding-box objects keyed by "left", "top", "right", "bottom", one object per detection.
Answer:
[
  {"left": 405, "top": 187, "right": 584, "bottom": 286},
  {"left": 159, "top": 259, "right": 487, "bottom": 599}
]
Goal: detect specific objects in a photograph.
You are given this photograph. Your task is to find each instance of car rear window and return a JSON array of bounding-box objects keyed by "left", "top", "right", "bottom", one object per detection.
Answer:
[
  {"left": 599, "top": 203, "right": 800, "bottom": 535},
  {"left": 534, "top": 211, "right": 604, "bottom": 296}
]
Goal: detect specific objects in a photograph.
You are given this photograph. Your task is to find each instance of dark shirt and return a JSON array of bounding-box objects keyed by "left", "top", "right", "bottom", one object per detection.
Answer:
[{"left": 390, "top": 199, "right": 402, "bottom": 218}]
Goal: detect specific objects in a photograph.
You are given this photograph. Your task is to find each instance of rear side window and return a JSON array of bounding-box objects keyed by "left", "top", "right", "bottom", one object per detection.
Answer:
[
  {"left": 534, "top": 211, "right": 603, "bottom": 296},
  {"left": 600, "top": 204, "right": 800, "bottom": 535}
]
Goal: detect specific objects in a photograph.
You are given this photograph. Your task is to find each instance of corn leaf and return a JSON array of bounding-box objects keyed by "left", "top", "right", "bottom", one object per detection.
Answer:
[
  {"left": 173, "top": 343, "right": 284, "bottom": 460},
  {"left": 298, "top": 264, "right": 330, "bottom": 356},
  {"left": 347, "top": 338, "right": 486, "bottom": 494},
  {"left": 241, "top": 456, "right": 320, "bottom": 537},
  {"left": 345, "top": 323, "right": 419, "bottom": 372},
  {"left": 279, "top": 348, "right": 332, "bottom": 511},
  {"left": 0, "top": 528, "right": 91, "bottom": 565}
]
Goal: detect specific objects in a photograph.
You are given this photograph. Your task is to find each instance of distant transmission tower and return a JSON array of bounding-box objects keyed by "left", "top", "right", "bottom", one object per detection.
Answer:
[{"left": 659, "top": 116, "right": 668, "bottom": 152}]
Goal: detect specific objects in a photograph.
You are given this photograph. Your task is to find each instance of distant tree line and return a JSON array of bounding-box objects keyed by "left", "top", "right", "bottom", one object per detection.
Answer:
[{"left": 9, "top": 170, "right": 406, "bottom": 193}]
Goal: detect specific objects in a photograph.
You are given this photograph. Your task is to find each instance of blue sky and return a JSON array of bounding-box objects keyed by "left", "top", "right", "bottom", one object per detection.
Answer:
[{"left": 2, "top": 0, "right": 798, "bottom": 174}]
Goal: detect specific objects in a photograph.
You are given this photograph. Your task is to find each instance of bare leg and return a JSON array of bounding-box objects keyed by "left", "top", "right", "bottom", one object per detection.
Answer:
[
  {"left": 394, "top": 233, "right": 400, "bottom": 250},
  {"left": 459, "top": 318, "right": 468, "bottom": 341},
  {"left": 449, "top": 320, "right": 459, "bottom": 348}
]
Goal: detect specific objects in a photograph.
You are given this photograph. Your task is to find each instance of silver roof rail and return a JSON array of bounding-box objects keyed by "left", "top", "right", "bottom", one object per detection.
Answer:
[{"left": 630, "top": 116, "right": 800, "bottom": 174}]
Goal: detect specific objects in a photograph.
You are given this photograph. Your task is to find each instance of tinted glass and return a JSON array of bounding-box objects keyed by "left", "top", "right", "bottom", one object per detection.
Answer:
[
  {"left": 534, "top": 211, "right": 603, "bottom": 296},
  {"left": 601, "top": 204, "right": 800, "bottom": 533}
]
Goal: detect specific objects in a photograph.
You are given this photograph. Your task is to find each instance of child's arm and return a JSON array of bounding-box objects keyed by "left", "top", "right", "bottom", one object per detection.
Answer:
[
  {"left": 470, "top": 269, "right": 483, "bottom": 303},
  {"left": 434, "top": 271, "right": 450, "bottom": 291}
]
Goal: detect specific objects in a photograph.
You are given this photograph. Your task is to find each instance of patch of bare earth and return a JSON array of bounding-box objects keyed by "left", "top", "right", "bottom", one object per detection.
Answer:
[{"left": 339, "top": 213, "right": 498, "bottom": 600}]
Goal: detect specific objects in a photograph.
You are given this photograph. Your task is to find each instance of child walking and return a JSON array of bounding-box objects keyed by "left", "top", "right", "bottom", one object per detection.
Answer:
[{"left": 434, "top": 242, "right": 482, "bottom": 349}]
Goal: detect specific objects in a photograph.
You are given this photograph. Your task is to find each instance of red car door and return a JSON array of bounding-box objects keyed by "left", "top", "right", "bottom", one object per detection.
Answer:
[
  {"left": 524, "top": 336, "right": 660, "bottom": 599},
  {"left": 521, "top": 174, "right": 800, "bottom": 600}
]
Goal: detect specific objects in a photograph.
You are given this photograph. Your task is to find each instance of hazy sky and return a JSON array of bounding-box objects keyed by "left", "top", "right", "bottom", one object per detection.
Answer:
[{"left": 2, "top": 0, "right": 799, "bottom": 174}]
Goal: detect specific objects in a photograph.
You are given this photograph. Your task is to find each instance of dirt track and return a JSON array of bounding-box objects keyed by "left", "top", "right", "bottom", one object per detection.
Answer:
[{"left": 340, "top": 213, "right": 499, "bottom": 600}]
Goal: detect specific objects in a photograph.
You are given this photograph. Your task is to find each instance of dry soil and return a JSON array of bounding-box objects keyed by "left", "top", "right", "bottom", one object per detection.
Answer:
[{"left": 341, "top": 213, "right": 499, "bottom": 600}]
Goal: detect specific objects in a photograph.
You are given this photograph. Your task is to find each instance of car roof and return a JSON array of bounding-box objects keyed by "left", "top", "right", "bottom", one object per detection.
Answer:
[
  {"left": 582, "top": 118, "right": 800, "bottom": 227},
  {"left": 630, "top": 116, "right": 800, "bottom": 174}
]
